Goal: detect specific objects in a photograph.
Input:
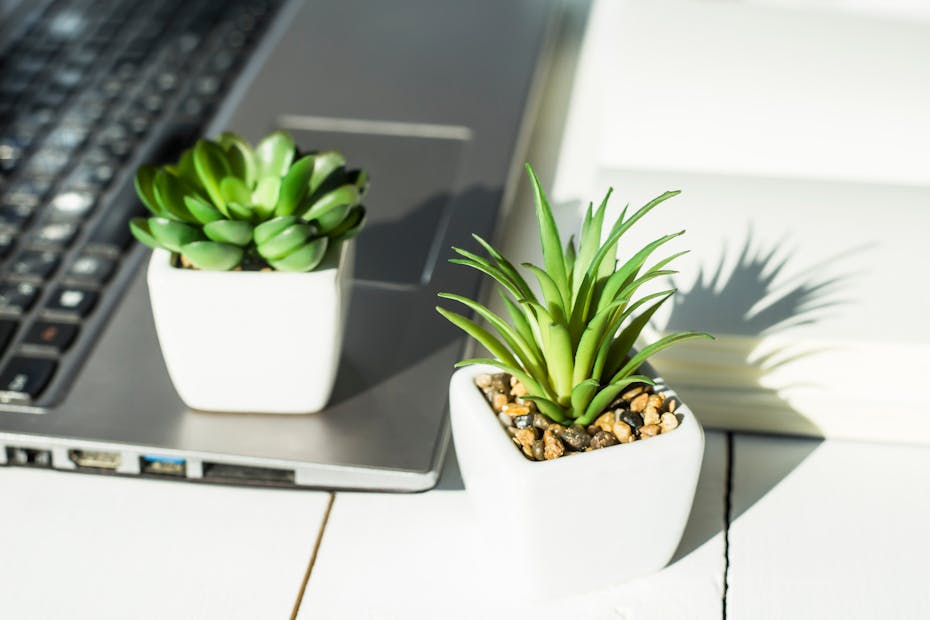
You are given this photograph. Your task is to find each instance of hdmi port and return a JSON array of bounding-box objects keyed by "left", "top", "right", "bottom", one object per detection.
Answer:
[{"left": 69, "top": 449, "right": 121, "bottom": 470}]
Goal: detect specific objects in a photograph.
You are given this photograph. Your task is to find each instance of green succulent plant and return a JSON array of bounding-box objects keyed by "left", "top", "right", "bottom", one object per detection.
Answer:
[
  {"left": 129, "top": 130, "right": 368, "bottom": 271},
  {"left": 437, "top": 165, "right": 712, "bottom": 426}
]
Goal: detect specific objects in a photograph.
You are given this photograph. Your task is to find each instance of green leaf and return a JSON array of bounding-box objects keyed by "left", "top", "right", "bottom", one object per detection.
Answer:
[
  {"left": 176, "top": 148, "right": 199, "bottom": 187},
  {"left": 499, "top": 291, "right": 542, "bottom": 362},
  {"left": 569, "top": 379, "right": 599, "bottom": 420},
  {"left": 577, "top": 375, "right": 655, "bottom": 426},
  {"left": 325, "top": 205, "right": 366, "bottom": 240},
  {"left": 572, "top": 189, "right": 611, "bottom": 302},
  {"left": 219, "top": 132, "right": 257, "bottom": 186},
  {"left": 525, "top": 164, "right": 568, "bottom": 309},
  {"left": 519, "top": 395, "right": 570, "bottom": 425},
  {"left": 435, "top": 307, "right": 521, "bottom": 371},
  {"left": 572, "top": 299, "right": 626, "bottom": 386},
  {"left": 226, "top": 201, "right": 254, "bottom": 221},
  {"left": 179, "top": 241, "right": 243, "bottom": 271},
  {"left": 134, "top": 165, "right": 162, "bottom": 216},
  {"left": 609, "top": 332, "right": 714, "bottom": 385},
  {"left": 220, "top": 176, "right": 252, "bottom": 206},
  {"left": 193, "top": 139, "right": 232, "bottom": 215},
  {"left": 309, "top": 151, "right": 347, "bottom": 194},
  {"left": 203, "top": 220, "right": 253, "bottom": 246},
  {"left": 252, "top": 177, "right": 281, "bottom": 219},
  {"left": 148, "top": 218, "right": 203, "bottom": 253},
  {"left": 184, "top": 195, "right": 224, "bottom": 224},
  {"left": 254, "top": 130, "right": 295, "bottom": 178},
  {"left": 253, "top": 215, "right": 299, "bottom": 245},
  {"left": 302, "top": 184, "right": 359, "bottom": 221},
  {"left": 523, "top": 263, "right": 568, "bottom": 323},
  {"left": 593, "top": 289, "right": 676, "bottom": 381},
  {"left": 315, "top": 204, "right": 349, "bottom": 233},
  {"left": 546, "top": 320, "right": 573, "bottom": 405},
  {"left": 129, "top": 217, "right": 160, "bottom": 249},
  {"left": 152, "top": 170, "right": 195, "bottom": 222},
  {"left": 274, "top": 154, "right": 314, "bottom": 216},
  {"left": 595, "top": 232, "right": 684, "bottom": 313},
  {"left": 438, "top": 292, "right": 549, "bottom": 397},
  {"left": 603, "top": 291, "right": 676, "bottom": 379},
  {"left": 471, "top": 234, "right": 534, "bottom": 300},
  {"left": 256, "top": 222, "right": 315, "bottom": 261},
  {"left": 268, "top": 236, "right": 328, "bottom": 272}
]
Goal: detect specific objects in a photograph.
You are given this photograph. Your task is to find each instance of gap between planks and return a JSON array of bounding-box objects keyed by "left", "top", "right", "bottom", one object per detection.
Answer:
[
  {"left": 722, "top": 432, "right": 734, "bottom": 620},
  {"left": 290, "top": 492, "right": 336, "bottom": 620}
]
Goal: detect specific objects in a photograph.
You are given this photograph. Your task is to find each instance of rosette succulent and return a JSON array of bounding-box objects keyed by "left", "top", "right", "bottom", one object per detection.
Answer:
[
  {"left": 129, "top": 130, "right": 368, "bottom": 271},
  {"left": 437, "top": 165, "right": 712, "bottom": 425}
]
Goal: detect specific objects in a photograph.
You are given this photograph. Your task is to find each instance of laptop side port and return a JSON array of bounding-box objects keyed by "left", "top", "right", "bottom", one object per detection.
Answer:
[
  {"left": 140, "top": 455, "right": 186, "bottom": 477},
  {"left": 6, "top": 447, "right": 52, "bottom": 467},
  {"left": 202, "top": 462, "right": 295, "bottom": 485},
  {"left": 68, "top": 449, "right": 121, "bottom": 470}
]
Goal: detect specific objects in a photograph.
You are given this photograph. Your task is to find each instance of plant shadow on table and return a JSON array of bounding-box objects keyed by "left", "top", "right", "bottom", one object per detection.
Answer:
[{"left": 667, "top": 231, "right": 866, "bottom": 561}]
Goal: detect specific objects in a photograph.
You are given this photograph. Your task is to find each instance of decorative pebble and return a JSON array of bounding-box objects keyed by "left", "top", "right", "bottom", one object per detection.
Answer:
[
  {"left": 666, "top": 398, "right": 678, "bottom": 413},
  {"left": 621, "top": 386, "right": 645, "bottom": 401},
  {"left": 640, "top": 424, "right": 660, "bottom": 438},
  {"left": 594, "top": 412, "right": 615, "bottom": 433},
  {"left": 660, "top": 412, "right": 679, "bottom": 433},
  {"left": 630, "top": 393, "right": 649, "bottom": 413},
  {"left": 499, "top": 412, "right": 514, "bottom": 427},
  {"left": 642, "top": 405, "right": 660, "bottom": 426},
  {"left": 513, "top": 414, "right": 534, "bottom": 429},
  {"left": 619, "top": 410, "right": 644, "bottom": 431},
  {"left": 502, "top": 402, "right": 531, "bottom": 417},
  {"left": 612, "top": 421, "right": 633, "bottom": 443},
  {"left": 491, "top": 392, "right": 510, "bottom": 412},
  {"left": 513, "top": 427, "right": 537, "bottom": 458},
  {"left": 532, "top": 413, "right": 551, "bottom": 430},
  {"left": 647, "top": 394, "right": 664, "bottom": 409},
  {"left": 543, "top": 429, "right": 565, "bottom": 460},
  {"left": 475, "top": 374, "right": 493, "bottom": 389},
  {"left": 557, "top": 425, "right": 590, "bottom": 450},
  {"left": 532, "top": 439, "right": 545, "bottom": 461},
  {"left": 590, "top": 430, "right": 619, "bottom": 450},
  {"left": 490, "top": 373, "right": 510, "bottom": 393},
  {"left": 510, "top": 379, "right": 528, "bottom": 397}
]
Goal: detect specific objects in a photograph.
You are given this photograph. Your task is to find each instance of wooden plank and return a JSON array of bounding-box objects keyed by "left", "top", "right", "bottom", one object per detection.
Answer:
[
  {"left": 728, "top": 435, "right": 930, "bottom": 618},
  {"left": 299, "top": 432, "right": 727, "bottom": 620},
  {"left": 0, "top": 468, "right": 330, "bottom": 620}
]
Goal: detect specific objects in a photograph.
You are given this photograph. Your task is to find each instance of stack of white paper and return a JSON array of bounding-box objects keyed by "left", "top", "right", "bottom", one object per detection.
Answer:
[{"left": 551, "top": 0, "right": 930, "bottom": 441}]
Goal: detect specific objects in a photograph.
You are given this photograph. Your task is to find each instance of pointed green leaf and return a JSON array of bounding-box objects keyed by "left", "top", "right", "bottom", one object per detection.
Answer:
[
  {"left": 435, "top": 307, "right": 521, "bottom": 371},
  {"left": 520, "top": 395, "right": 570, "bottom": 425},
  {"left": 546, "top": 320, "right": 573, "bottom": 404},
  {"left": 577, "top": 375, "right": 655, "bottom": 426},
  {"left": 609, "top": 332, "right": 714, "bottom": 385},
  {"left": 179, "top": 241, "right": 243, "bottom": 271},
  {"left": 569, "top": 379, "right": 599, "bottom": 420},
  {"left": 603, "top": 291, "right": 676, "bottom": 379},
  {"left": 471, "top": 235, "right": 535, "bottom": 300},
  {"left": 523, "top": 263, "right": 568, "bottom": 323},
  {"left": 572, "top": 299, "right": 626, "bottom": 385},
  {"left": 525, "top": 164, "right": 568, "bottom": 306}
]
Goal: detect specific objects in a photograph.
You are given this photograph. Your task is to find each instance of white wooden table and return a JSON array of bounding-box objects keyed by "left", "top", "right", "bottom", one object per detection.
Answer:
[{"left": 4, "top": 432, "right": 930, "bottom": 619}]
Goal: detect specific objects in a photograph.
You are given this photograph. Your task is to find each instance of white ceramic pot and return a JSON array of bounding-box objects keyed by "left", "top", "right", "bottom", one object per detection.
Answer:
[
  {"left": 449, "top": 363, "right": 704, "bottom": 596},
  {"left": 147, "top": 241, "right": 353, "bottom": 414}
]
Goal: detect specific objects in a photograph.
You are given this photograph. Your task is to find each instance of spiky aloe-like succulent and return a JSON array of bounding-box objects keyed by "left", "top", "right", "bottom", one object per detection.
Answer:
[
  {"left": 129, "top": 131, "right": 367, "bottom": 271},
  {"left": 437, "top": 165, "right": 712, "bottom": 426}
]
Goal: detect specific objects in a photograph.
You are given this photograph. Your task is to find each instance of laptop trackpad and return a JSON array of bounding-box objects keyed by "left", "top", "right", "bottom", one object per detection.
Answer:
[{"left": 284, "top": 126, "right": 466, "bottom": 286}]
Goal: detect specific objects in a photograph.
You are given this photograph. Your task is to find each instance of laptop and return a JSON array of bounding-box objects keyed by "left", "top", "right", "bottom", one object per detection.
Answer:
[{"left": 0, "top": 0, "right": 555, "bottom": 490}]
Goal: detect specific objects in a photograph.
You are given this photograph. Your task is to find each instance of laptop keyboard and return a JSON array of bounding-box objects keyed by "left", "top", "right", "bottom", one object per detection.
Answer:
[{"left": 0, "top": 0, "right": 281, "bottom": 406}]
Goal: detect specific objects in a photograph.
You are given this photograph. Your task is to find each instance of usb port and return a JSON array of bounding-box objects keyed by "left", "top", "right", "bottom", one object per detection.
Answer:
[
  {"left": 6, "top": 447, "right": 52, "bottom": 467},
  {"left": 140, "top": 455, "right": 186, "bottom": 477},
  {"left": 69, "top": 449, "right": 121, "bottom": 470}
]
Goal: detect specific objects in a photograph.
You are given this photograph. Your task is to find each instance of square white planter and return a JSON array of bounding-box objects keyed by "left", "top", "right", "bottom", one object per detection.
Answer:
[
  {"left": 449, "top": 364, "right": 704, "bottom": 596},
  {"left": 147, "top": 241, "right": 353, "bottom": 414}
]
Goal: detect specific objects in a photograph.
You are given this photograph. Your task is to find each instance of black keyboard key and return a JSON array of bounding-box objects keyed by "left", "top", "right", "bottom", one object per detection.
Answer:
[
  {"left": 67, "top": 254, "right": 115, "bottom": 285},
  {"left": 0, "top": 203, "right": 34, "bottom": 229},
  {"left": 9, "top": 250, "right": 61, "bottom": 280},
  {"left": 0, "top": 281, "right": 40, "bottom": 313},
  {"left": 34, "top": 221, "right": 80, "bottom": 248},
  {"left": 0, "top": 319, "right": 18, "bottom": 355},
  {"left": 46, "top": 286, "right": 98, "bottom": 317},
  {"left": 24, "top": 321, "right": 78, "bottom": 352},
  {"left": 50, "top": 190, "right": 95, "bottom": 220},
  {"left": 0, "top": 357, "right": 56, "bottom": 400}
]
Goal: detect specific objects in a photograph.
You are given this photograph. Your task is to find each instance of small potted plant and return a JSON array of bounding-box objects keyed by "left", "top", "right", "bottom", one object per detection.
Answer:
[
  {"left": 130, "top": 130, "right": 367, "bottom": 414},
  {"left": 437, "top": 165, "right": 711, "bottom": 594}
]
